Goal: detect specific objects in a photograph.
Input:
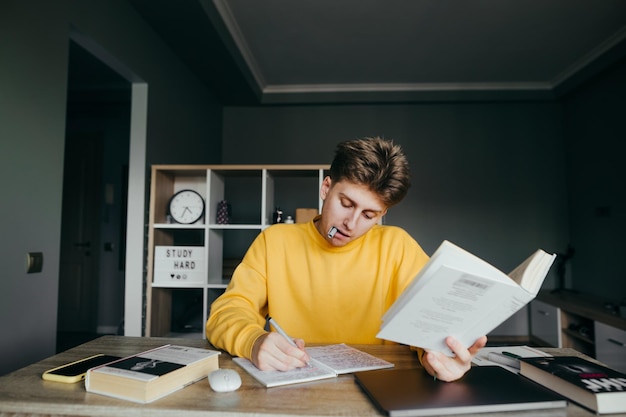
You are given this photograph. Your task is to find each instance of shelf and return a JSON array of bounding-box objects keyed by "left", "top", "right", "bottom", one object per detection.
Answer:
[
  {"left": 562, "top": 328, "right": 594, "bottom": 346},
  {"left": 207, "top": 224, "right": 264, "bottom": 230},
  {"left": 154, "top": 223, "right": 205, "bottom": 229},
  {"left": 207, "top": 282, "right": 230, "bottom": 289},
  {"left": 533, "top": 291, "right": 626, "bottom": 366},
  {"left": 145, "top": 164, "right": 329, "bottom": 339},
  {"left": 537, "top": 290, "right": 626, "bottom": 331},
  {"left": 154, "top": 223, "right": 265, "bottom": 230},
  {"left": 151, "top": 283, "right": 206, "bottom": 289}
]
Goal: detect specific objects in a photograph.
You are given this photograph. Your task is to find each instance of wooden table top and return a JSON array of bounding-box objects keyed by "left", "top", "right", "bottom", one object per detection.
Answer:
[{"left": 0, "top": 336, "right": 621, "bottom": 417}]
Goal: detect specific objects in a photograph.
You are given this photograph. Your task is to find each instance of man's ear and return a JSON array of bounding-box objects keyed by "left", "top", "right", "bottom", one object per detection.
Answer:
[{"left": 320, "top": 176, "right": 332, "bottom": 200}]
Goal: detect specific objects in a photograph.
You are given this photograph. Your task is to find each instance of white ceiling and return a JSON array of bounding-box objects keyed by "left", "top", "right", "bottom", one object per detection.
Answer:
[{"left": 130, "top": 0, "right": 626, "bottom": 104}]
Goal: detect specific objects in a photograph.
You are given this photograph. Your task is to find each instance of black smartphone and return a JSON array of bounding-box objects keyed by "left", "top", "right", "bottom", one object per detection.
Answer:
[{"left": 42, "top": 354, "right": 120, "bottom": 383}]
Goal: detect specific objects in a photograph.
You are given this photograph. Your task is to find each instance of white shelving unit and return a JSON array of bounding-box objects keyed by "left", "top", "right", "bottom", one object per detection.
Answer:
[
  {"left": 145, "top": 165, "right": 329, "bottom": 338},
  {"left": 530, "top": 291, "right": 626, "bottom": 372}
]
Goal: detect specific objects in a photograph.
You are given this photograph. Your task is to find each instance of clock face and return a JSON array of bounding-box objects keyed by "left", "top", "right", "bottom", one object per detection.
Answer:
[{"left": 168, "top": 189, "right": 205, "bottom": 224}]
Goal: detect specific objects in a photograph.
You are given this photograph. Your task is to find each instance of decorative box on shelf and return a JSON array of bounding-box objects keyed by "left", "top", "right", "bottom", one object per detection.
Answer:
[{"left": 154, "top": 246, "right": 205, "bottom": 285}]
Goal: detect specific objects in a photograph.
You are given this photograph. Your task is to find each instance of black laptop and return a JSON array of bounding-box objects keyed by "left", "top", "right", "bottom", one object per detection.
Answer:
[{"left": 354, "top": 366, "right": 566, "bottom": 417}]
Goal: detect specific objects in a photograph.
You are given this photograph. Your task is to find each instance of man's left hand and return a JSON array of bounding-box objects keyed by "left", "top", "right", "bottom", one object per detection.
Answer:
[{"left": 420, "top": 335, "right": 488, "bottom": 382}]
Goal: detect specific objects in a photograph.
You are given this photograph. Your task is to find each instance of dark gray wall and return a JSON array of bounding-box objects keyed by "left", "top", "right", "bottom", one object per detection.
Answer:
[
  {"left": 0, "top": 0, "right": 69, "bottom": 376},
  {"left": 563, "top": 57, "right": 626, "bottom": 301},
  {"left": 0, "top": 0, "right": 223, "bottom": 375},
  {"left": 222, "top": 101, "right": 570, "bottom": 335}
]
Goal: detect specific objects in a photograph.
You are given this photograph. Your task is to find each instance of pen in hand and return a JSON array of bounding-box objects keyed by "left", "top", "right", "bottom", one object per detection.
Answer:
[
  {"left": 268, "top": 317, "right": 311, "bottom": 367},
  {"left": 268, "top": 317, "right": 298, "bottom": 347}
]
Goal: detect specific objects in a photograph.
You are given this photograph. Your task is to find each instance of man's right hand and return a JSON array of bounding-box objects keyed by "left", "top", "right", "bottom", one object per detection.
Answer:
[{"left": 250, "top": 332, "right": 310, "bottom": 371}]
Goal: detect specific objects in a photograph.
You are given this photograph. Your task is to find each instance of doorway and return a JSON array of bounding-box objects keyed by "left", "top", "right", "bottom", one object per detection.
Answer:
[{"left": 57, "top": 41, "right": 131, "bottom": 352}]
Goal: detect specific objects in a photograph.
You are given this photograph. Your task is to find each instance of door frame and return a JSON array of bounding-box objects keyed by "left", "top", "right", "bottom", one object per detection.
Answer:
[
  {"left": 70, "top": 30, "right": 147, "bottom": 336},
  {"left": 57, "top": 132, "right": 103, "bottom": 333}
]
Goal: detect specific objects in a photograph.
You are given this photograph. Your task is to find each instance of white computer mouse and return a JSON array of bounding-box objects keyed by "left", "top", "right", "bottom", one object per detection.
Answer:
[{"left": 208, "top": 368, "right": 242, "bottom": 392}]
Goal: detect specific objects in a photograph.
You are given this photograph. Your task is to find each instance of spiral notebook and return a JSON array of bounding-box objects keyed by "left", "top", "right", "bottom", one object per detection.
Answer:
[{"left": 234, "top": 343, "right": 393, "bottom": 387}]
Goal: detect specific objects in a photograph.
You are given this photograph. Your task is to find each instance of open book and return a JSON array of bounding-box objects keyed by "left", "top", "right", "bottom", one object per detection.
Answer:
[
  {"left": 233, "top": 343, "right": 393, "bottom": 387},
  {"left": 377, "top": 240, "right": 556, "bottom": 355}
]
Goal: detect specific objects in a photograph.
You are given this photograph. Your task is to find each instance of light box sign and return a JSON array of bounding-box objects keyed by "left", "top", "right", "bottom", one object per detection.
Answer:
[{"left": 154, "top": 246, "right": 205, "bottom": 285}]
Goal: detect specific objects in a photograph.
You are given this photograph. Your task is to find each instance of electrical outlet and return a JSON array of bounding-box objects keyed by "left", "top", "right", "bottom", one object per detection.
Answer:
[{"left": 26, "top": 252, "right": 44, "bottom": 273}]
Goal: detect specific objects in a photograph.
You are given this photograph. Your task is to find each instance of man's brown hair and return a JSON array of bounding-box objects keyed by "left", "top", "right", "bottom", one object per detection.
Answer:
[{"left": 329, "top": 137, "right": 411, "bottom": 207}]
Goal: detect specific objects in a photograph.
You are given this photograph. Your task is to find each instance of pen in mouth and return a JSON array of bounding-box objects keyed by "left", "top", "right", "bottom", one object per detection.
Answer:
[{"left": 327, "top": 226, "right": 338, "bottom": 238}]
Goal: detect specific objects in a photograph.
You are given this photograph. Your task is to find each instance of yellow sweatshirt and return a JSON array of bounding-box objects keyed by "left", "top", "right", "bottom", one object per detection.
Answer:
[{"left": 206, "top": 219, "right": 429, "bottom": 359}]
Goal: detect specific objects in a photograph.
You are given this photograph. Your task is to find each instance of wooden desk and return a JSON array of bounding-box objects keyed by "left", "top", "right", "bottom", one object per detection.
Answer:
[{"left": 0, "top": 336, "right": 622, "bottom": 417}]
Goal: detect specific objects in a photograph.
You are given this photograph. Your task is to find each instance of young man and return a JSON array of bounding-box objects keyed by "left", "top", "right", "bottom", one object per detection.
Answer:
[{"left": 206, "top": 137, "right": 487, "bottom": 382}]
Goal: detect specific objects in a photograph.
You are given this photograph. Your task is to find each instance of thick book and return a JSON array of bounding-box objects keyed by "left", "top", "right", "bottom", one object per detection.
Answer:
[
  {"left": 355, "top": 366, "right": 566, "bottom": 417},
  {"left": 377, "top": 240, "right": 556, "bottom": 355},
  {"left": 85, "top": 344, "right": 220, "bottom": 403},
  {"left": 233, "top": 343, "right": 393, "bottom": 387},
  {"left": 519, "top": 356, "right": 626, "bottom": 414}
]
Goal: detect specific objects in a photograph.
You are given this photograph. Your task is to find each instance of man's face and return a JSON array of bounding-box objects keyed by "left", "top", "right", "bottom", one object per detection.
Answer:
[{"left": 316, "top": 177, "right": 388, "bottom": 247}]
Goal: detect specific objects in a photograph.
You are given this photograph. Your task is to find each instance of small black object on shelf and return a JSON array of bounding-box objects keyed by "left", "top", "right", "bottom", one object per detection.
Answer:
[{"left": 551, "top": 245, "right": 576, "bottom": 294}]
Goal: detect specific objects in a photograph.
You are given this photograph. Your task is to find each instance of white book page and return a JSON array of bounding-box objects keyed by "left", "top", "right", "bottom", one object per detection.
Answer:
[
  {"left": 459, "top": 290, "right": 534, "bottom": 347},
  {"left": 306, "top": 344, "right": 393, "bottom": 374},
  {"left": 377, "top": 265, "right": 518, "bottom": 354},
  {"left": 233, "top": 344, "right": 393, "bottom": 387},
  {"left": 382, "top": 241, "right": 511, "bottom": 323},
  {"left": 233, "top": 357, "right": 336, "bottom": 387},
  {"left": 508, "top": 250, "right": 556, "bottom": 294}
]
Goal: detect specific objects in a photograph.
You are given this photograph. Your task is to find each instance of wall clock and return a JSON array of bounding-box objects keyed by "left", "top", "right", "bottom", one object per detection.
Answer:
[{"left": 168, "top": 189, "right": 205, "bottom": 224}]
